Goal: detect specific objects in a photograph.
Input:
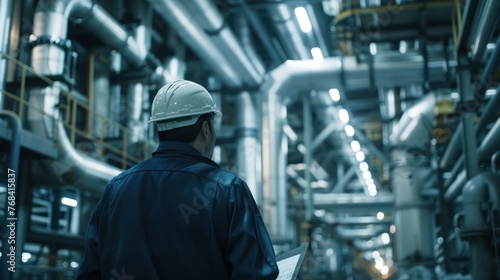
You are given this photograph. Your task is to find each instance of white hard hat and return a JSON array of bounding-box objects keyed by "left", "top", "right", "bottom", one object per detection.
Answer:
[{"left": 149, "top": 80, "right": 222, "bottom": 131}]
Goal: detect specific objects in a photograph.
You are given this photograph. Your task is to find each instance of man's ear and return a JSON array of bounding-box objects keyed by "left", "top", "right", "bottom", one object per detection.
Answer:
[{"left": 201, "top": 121, "right": 210, "bottom": 139}]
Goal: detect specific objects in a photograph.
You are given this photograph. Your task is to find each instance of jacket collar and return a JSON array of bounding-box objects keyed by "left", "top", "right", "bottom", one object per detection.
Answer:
[{"left": 152, "top": 141, "right": 220, "bottom": 168}]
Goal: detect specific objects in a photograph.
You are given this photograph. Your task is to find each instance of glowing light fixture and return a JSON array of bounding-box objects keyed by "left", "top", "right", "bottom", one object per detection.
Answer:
[
  {"left": 351, "top": 140, "right": 361, "bottom": 152},
  {"left": 338, "top": 109, "right": 349, "bottom": 123},
  {"left": 344, "top": 125, "right": 355, "bottom": 136},
  {"left": 329, "top": 88, "right": 340, "bottom": 101},
  {"left": 294, "top": 7, "right": 312, "bottom": 32},
  {"left": 311, "top": 47, "right": 324, "bottom": 62},
  {"left": 359, "top": 162, "right": 369, "bottom": 172},
  {"left": 356, "top": 151, "right": 365, "bottom": 162},
  {"left": 61, "top": 197, "right": 78, "bottom": 207}
]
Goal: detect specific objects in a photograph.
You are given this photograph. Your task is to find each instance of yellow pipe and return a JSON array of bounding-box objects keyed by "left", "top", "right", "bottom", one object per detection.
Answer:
[{"left": 334, "top": 0, "right": 456, "bottom": 25}]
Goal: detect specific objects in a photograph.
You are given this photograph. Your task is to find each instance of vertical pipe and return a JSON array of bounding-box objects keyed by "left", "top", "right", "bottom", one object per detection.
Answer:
[
  {"left": 0, "top": 0, "right": 14, "bottom": 110},
  {"left": 303, "top": 95, "right": 313, "bottom": 221},
  {"left": 462, "top": 173, "right": 497, "bottom": 279},
  {"left": 127, "top": 83, "right": 145, "bottom": 143},
  {"left": 457, "top": 55, "right": 479, "bottom": 179},
  {"left": 236, "top": 91, "right": 262, "bottom": 206},
  {"left": 278, "top": 116, "right": 289, "bottom": 238}
]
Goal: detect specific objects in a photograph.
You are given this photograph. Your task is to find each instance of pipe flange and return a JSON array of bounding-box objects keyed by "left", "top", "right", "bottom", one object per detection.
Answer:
[
  {"left": 28, "top": 35, "right": 73, "bottom": 51},
  {"left": 459, "top": 226, "right": 491, "bottom": 239}
]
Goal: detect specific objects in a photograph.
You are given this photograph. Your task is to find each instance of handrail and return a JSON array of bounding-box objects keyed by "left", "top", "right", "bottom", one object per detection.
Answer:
[{"left": 0, "top": 51, "right": 147, "bottom": 169}]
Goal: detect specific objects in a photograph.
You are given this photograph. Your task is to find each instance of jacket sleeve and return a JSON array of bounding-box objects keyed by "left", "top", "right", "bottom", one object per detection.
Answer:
[
  {"left": 225, "top": 179, "right": 279, "bottom": 280},
  {"left": 75, "top": 197, "right": 103, "bottom": 280}
]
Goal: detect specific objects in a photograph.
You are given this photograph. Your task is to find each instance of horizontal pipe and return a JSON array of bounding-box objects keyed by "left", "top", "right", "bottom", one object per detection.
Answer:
[{"left": 313, "top": 193, "right": 394, "bottom": 211}]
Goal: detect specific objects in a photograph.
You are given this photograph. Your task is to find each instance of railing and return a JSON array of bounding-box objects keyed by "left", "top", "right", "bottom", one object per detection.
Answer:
[{"left": 0, "top": 51, "right": 151, "bottom": 170}]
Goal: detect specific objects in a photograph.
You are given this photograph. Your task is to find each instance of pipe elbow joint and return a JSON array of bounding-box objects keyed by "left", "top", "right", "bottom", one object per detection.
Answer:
[{"left": 462, "top": 174, "right": 487, "bottom": 205}]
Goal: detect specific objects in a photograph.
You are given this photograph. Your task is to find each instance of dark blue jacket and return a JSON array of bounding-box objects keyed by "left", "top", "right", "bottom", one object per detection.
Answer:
[{"left": 76, "top": 141, "right": 279, "bottom": 279}]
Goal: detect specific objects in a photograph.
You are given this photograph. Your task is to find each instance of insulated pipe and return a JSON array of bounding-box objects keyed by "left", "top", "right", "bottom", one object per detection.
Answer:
[
  {"left": 462, "top": 172, "right": 498, "bottom": 279},
  {"left": 0, "top": 0, "right": 14, "bottom": 110},
  {"left": 233, "top": 12, "right": 266, "bottom": 76},
  {"left": 236, "top": 91, "right": 262, "bottom": 206},
  {"left": 470, "top": 0, "right": 500, "bottom": 63},
  {"left": 323, "top": 215, "right": 393, "bottom": 226},
  {"left": 313, "top": 193, "right": 394, "bottom": 212},
  {"left": 261, "top": 54, "right": 446, "bottom": 236},
  {"left": 269, "top": 4, "right": 311, "bottom": 60},
  {"left": 28, "top": 0, "right": 131, "bottom": 191},
  {"left": 336, "top": 225, "right": 389, "bottom": 240},
  {"left": 146, "top": 0, "right": 242, "bottom": 88},
  {"left": 32, "top": 0, "right": 146, "bottom": 69},
  {"left": 390, "top": 93, "right": 436, "bottom": 274},
  {"left": 127, "top": 83, "right": 146, "bottom": 143},
  {"left": 180, "top": 0, "right": 262, "bottom": 86}
]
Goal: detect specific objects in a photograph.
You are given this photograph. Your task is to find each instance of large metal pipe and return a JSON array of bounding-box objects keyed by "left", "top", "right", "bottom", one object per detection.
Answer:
[
  {"left": 470, "top": 0, "right": 500, "bottom": 63},
  {"left": 462, "top": 172, "right": 500, "bottom": 279},
  {"left": 180, "top": 0, "right": 262, "bottom": 86},
  {"left": 0, "top": 0, "right": 14, "bottom": 110},
  {"left": 261, "top": 53, "right": 446, "bottom": 237},
  {"left": 313, "top": 193, "right": 394, "bottom": 212},
  {"left": 146, "top": 0, "right": 242, "bottom": 88},
  {"left": 336, "top": 225, "right": 389, "bottom": 240},
  {"left": 236, "top": 91, "right": 262, "bottom": 206},
  {"left": 269, "top": 4, "right": 310, "bottom": 60},
  {"left": 390, "top": 93, "right": 436, "bottom": 275},
  {"left": 233, "top": 12, "right": 266, "bottom": 76},
  {"left": 27, "top": 0, "right": 150, "bottom": 190}
]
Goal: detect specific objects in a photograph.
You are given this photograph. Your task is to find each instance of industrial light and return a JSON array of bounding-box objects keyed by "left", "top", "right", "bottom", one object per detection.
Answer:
[
  {"left": 365, "top": 178, "right": 374, "bottom": 185},
  {"left": 372, "top": 250, "right": 380, "bottom": 259},
  {"left": 338, "top": 109, "right": 349, "bottom": 123},
  {"left": 71, "top": 261, "right": 79, "bottom": 268},
  {"left": 344, "top": 125, "right": 355, "bottom": 136},
  {"left": 311, "top": 47, "right": 324, "bottom": 62},
  {"left": 381, "top": 265, "right": 389, "bottom": 274},
  {"left": 381, "top": 233, "right": 390, "bottom": 244},
  {"left": 329, "top": 88, "right": 340, "bottom": 101},
  {"left": 390, "top": 225, "right": 396, "bottom": 234},
  {"left": 294, "top": 7, "right": 312, "bottom": 33},
  {"left": 356, "top": 151, "right": 365, "bottom": 161},
  {"left": 377, "top": 212, "right": 384, "bottom": 220},
  {"left": 351, "top": 140, "right": 361, "bottom": 152},
  {"left": 370, "top": 42, "right": 377, "bottom": 55},
  {"left": 399, "top": 40, "right": 407, "bottom": 54},
  {"left": 61, "top": 197, "right": 78, "bottom": 207},
  {"left": 362, "top": 170, "right": 372, "bottom": 180},
  {"left": 22, "top": 252, "right": 32, "bottom": 263},
  {"left": 359, "top": 162, "right": 369, "bottom": 172},
  {"left": 367, "top": 183, "right": 377, "bottom": 196},
  {"left": 486, "top": 88, "right": 497, "bottom": 96}
]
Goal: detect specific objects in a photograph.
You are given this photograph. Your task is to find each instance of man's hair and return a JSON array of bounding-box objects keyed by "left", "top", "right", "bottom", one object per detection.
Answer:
[{"left": 158, "top": 113, "right": 213, "bottom": 143}]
